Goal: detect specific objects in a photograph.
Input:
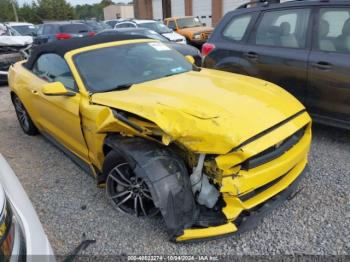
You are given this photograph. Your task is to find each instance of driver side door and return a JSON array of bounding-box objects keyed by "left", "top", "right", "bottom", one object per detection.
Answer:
[{"left": 30, "top": 53, "right": 89, "bottom": 163}]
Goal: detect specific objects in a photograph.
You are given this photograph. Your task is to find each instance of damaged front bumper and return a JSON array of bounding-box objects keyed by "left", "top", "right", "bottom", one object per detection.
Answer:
[
  {"left": 176, "top": 162, "right": 308, "bottom": 242},
  {"left": 175, "top": 112, "right": 312, "bottom": 242}
]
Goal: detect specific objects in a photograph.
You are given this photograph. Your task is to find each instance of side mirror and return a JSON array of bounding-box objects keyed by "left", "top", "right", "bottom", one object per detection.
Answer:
[
  {"left": 42, "top": 82, "right": 75, "bottom": 97},
  {"left": 185, "top": 55, "right": 195, "bottom": 64}
]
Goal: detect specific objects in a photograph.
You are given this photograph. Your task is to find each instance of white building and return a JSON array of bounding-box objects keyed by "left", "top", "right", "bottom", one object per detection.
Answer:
[{"left": 103, "top": 4, "right": 135, "bottom": 20}]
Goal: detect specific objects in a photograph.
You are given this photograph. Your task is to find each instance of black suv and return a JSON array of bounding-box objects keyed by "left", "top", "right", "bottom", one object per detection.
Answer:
[{"left": 203, "top": 0, "right": 350, "bottom": 130}]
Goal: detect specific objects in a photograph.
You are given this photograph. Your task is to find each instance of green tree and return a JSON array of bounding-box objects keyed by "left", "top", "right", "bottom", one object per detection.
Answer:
[
  {"left": 0, "top": 0, "right": 18, "bottom": 22},
  {"left": 18, "top": 2, "right": 41, "bottom": 24},
  {"left": 36, "top": 0, "right": 74, "bottom": 22},
  {"left": 75, "top": 0, "right": 116, "bottom": 20},
  {"left": 100, "top": 0, "right": 114, "bottom": 8},
  {"left": 75, "top": 4, "right": 102, "bottom": 20}
]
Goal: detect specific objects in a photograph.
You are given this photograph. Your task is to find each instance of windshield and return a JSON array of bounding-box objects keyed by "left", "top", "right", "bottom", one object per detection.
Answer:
[
  {"left": 85, "top": 21, "right": 104, "bottom": 31},
  {"left": 125, "top": 30, "right": 169, "bottom": 42},
  {"left": 141, "top": 22, "right": 172, "bottom": 34},
  {"left": 74, "top": 42, "right": 192, "bottom": 93},
  {"left": 12, "top": 25, "right": 36, "bottom": 35},
  {"left": 0, "top": 26, "right": 21, "bottom": 36},
  {"left": 177, "top": 17, "right": 202, "bottom": 29},
  {"left": 60, "top": 24, "right": 89, "bottom": 33}
]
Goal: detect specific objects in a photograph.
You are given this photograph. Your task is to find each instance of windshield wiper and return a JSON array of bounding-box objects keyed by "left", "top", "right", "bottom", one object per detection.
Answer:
[
  {"left": 163, "top": 71, "right": 188, "bottom": 78},
  {"left": 104, "top": 83, "right": 133, "bottom": 92},
  {"left": 192, "top": 65, "right": 201, "bottom": 72}
]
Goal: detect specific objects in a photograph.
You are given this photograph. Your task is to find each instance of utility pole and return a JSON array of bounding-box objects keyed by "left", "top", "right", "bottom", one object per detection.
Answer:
[{"left": 11, "top": 0, "right": 19, "bottom": 22}]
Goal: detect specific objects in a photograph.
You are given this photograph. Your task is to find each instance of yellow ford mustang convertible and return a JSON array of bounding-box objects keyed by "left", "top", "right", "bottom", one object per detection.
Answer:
[{"left": 8, "top": 35, "right": 312, "bottom": 242}]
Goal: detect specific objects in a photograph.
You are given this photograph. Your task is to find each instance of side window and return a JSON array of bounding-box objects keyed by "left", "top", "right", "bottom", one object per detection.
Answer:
[
  {"left": 43, "top": 25, "right": 51, "bottom": 34},
  {"left": 37, "top": 25, "right": 43, "bottom": 35},
  {"left": 115, "top": 23, "right": 136, "bottom": 28},
  {"left": 167, "top": 21, "right": 176, "bottom": 30},
  {"left": 32, "top": 54, "right": 76, "bottom": 91},
  {"left": 254, "top": 9, "right": 310, "bottom": 48},
  {"left": 223, "top": 14, "right": 253, "bottom": 41},
  {"left": 317, "top": 8, "right": 350, "bottom": 53}
]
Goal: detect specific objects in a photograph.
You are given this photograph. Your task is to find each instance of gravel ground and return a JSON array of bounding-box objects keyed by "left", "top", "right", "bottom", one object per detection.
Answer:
[{"left": 0, "top": 85, "right": 349, "bottom": 257}]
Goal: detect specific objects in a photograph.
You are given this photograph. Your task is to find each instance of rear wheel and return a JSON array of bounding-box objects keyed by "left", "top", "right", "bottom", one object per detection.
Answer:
[
  {"left": 105, "top": 151, "right": 159, "bottom": 217},
  {"left": 12, "top": 95, "right": 38, "bottom": 135}
]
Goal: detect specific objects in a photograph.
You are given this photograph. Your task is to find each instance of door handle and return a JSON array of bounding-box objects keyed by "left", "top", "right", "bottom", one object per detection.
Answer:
[
  {"left": 244, "top": 52, "right": 259, "bottom": 60},
  {"left": 312, "top": 61, "right": 332, "bottom": 70}
]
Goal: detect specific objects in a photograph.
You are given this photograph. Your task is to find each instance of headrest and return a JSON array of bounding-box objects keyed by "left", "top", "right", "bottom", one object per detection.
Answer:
[
  {"left": 319, "top": 19, "right": 330, "bottom": 37},
  {"left": 280, "top": 22, "right": 291, "bottom": 36},
  {"left": 342, "top": 18, "right": 350, "bottom": 35}
]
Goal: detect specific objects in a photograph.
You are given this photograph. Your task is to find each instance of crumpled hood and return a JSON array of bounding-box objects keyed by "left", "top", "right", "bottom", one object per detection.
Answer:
[
  {"left": 0, "top": 36, "right": 33, "bottom": 46},
  {"left": 91, "top": 69, "right": 305, "bottom": 154}
]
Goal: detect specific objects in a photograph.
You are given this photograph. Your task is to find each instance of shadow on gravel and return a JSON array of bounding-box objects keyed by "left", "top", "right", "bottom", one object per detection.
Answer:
[{"left": 312, "top": 123, "right": 350, "bottom": 144}]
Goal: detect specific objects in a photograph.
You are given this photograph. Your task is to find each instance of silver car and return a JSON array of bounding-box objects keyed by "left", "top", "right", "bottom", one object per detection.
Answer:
[{"left": 0, "top": 154, "right": 54, "bottom": 260}]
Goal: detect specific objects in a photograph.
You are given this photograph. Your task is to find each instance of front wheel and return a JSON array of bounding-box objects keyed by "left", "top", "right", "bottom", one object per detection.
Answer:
[{"left": 105, "top": 151, "right": 159, "bottom": 217}]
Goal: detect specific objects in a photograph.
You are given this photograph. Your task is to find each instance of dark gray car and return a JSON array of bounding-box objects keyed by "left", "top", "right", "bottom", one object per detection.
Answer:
[
  {"left": 203, "top": 0, "right": 350, "bottom": 130},
  {"left": 35, "top": 22, "right": 95, "bottom": 45}
]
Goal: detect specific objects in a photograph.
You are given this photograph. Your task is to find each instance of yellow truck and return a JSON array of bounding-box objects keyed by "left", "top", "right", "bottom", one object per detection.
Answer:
[{"left": 164, "top": 16, "right": 213, "bottom": 45}]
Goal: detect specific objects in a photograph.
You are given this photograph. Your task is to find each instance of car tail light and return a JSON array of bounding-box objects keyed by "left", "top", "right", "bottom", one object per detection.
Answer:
[
  {"left": 55, "top": 33, "right": 72, "bottom": 40},
  {"left": 88, "top": 32, "right": 96, "bottom": 37},
  {"left": 0, "top": 201, "right": 26, "bottom": 257},
  {"left": 202, "top": 43, "right": 215, "bottom": 56}
]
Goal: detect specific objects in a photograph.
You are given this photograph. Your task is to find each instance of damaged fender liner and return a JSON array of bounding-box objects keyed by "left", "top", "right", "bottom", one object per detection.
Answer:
[{"left": 103, "top": 135, "right": 198, "bottom": 239}]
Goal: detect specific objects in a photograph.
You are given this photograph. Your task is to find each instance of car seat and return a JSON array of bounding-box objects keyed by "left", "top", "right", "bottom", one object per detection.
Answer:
[
  {"left": 279, "top": 22, "right": 299, "bottom": 48},
  {"left": 319, "top": 19, "right": 336, "bottom": 51},
  {"left": 336, "top": 18, "right": 350, "bottom": 52}
]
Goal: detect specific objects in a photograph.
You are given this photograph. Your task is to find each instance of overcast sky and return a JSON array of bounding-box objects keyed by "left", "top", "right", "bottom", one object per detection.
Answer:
[{"left": 17, "top": 0, "right": 131, "bottom": 6}]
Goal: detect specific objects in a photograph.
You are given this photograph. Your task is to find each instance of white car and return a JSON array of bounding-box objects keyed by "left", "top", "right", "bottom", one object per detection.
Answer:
[
  {"left": 6, "top": 22, "right": 37, "bottom": 36},
  {"left": 114, "top": 19, "right": 187, "bottom": 44},
  {"left": 0, "top": 154, "right": 54, "bottom": 259},
  {"left": 0, "top": 23, "right": 32, "bottom": 83},
  {"left": 0, "top": 23, "right": 33, "bottom": 46}
]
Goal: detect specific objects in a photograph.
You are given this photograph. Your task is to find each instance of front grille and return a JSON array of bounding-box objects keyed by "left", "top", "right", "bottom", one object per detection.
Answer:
[
  {"left": 241, "top": 126, "right": 306, "bottom": 170},
  {"left": 239, "top": 172, "right": 287, "bottom": 202}
]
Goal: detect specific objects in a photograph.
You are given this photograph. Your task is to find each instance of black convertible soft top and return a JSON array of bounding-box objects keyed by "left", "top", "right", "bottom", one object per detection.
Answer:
[{"left": 25, "top": 35, "right": 150, "bottom": 69}]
